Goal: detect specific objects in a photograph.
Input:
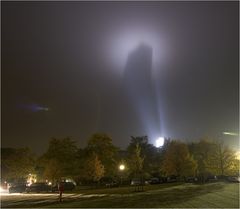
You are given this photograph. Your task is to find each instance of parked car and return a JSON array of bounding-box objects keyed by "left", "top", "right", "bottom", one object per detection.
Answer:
[
  {"left": 131, "top": 178, "right": 144, "bottom": 186},
  {"left": 167, "top": 176, "right": 177, "bottom": 183},
  {"left": 185, "top": 176, "right": 198, "bottom": 183},
  {"left": 105, "top": 181, "right": 119, "bottom": 187},
  {"left": 227, "top": 176, "right": 240, "bottom": 183},
  {"left": 51, "top": 182, "right": 76, "bottom": 192},
  {"left": 206, "top": 175, "right": 218, "bottom": 182},
  {"left": 160, "top": 177, "right": 168, "bottom": 183},
  {"left": 26, "top": 183, "right": 52, "bottom": 193},
  {"left": 217, "top": 175, "right": 229, "bottom": 181},
  {"left": 9, "top": 183, "right": 27, "bottom": 193},
  {"left": 148, "top": 177, "right": 160, "bottom": 184},
  {"left": 99, "top": 177, "right": 119, "bottom": 187}
]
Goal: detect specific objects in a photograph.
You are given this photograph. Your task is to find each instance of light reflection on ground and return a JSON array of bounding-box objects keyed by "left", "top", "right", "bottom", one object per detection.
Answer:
[
  {"left": 1, "top": 192, "right": 58, "bottom": 196},
  {"left": 1, "top": 192, "right": 108, "bottom": 207}
]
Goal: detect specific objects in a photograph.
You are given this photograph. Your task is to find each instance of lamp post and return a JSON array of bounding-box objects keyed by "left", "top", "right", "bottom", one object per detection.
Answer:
[
  {"left": 119, "top": 164, "right": 125, "bottom": 186},
  {"left": 119, "top": 164, "right": 125, "bottom": 171}
]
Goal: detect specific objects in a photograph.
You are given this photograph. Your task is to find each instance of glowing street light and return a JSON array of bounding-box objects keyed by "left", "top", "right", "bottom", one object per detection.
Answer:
[
  {"left": 119, "top": 164, "right": 125, "bottom": 171},
  {"left": 155, "top": 137, "right": 164, "bottom": 148},
  {"left": 119, "top": 164, "right": 125, "bottom": 186}
]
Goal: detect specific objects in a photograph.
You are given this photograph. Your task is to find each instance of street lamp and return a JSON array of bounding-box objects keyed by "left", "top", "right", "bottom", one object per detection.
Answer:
[
  {"left": 119, "top": 164, "right": 125, "bottom": 186},
  {"left": 119, "top": 164, "right": 125, "bottom": 171}
]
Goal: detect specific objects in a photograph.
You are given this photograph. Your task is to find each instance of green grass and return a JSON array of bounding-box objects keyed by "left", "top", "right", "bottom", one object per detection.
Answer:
[
  {"left": 2, "top": 182, "right": 239, "bottom": 208},
  {"left": 48, "top": 182, "right": 240, "bottom": 208},
  {"left": 73, "top": 182, "right": 183, "bottom": 195}
]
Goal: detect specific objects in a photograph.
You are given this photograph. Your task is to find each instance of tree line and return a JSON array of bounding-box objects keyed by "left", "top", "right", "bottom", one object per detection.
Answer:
[{"left": 1, "top": 134, "right": 239, "bottom": 185}]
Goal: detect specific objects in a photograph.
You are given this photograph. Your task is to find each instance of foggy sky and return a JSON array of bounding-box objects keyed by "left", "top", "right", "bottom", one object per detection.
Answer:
[{"left": 2, "top": 1, "right": 239, "bottom": 154}]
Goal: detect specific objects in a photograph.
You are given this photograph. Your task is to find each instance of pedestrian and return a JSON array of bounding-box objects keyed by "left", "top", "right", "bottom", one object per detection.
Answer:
[{"left": 58, "top": 181, "right": 64, "bottom": 202}]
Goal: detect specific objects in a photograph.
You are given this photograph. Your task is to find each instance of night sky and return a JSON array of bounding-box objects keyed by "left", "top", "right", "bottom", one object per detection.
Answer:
[{"left": 2, "top": 1, "right": 239, "bottom": 154}]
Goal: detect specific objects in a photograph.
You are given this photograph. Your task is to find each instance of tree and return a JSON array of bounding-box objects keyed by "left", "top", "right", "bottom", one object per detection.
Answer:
[
  {"left": 188, "top": 139, "right": 215, "bottom": 182},
  {"left": 189, "top": 139, "right": 239, "bottom": 182},
  {"left": 72, "top": 148, "right": 88, "bottom": 184},
  {"left": 41, "top": 137, "right": 78, "bottom": 183},
  {"left": 1, "top": 147, "right": 35, "bottom": 182},
  {"left": 129, "top": 143, "right": 145, "bottom": 191},
  {"left": 127, "top": 136, "right": 161, "bottom": 177},
  {"left": 208, "top": 141, "right": 239, "bottom": 176},
  {"left": 227, "top": 158, "right": 240, "bottom": 176},
  {"left": 84, "top": 153, "right": 105, "bottom": 186},
  {"left": 86, "top": 133, "right": 118, "bottom": 177},
  {"left": 161, "top": 141, "right": 197, "bottom": 178},
  {"left": 42, "top": 159, "right": 62, "bottom": 183},
  {"left": 129, "top": 143, "right": 144, "bottom": 175}
]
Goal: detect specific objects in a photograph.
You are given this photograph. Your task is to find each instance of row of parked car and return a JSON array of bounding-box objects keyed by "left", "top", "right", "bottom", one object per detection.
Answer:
[
  {"left": 130, "top": 176, "right": 179, "bottom": 186},
  {"left": 130, "top": 175, "right": 240, "bottom": 185},
  {"left": 9, "top": 182, "right": 75, "bottom": 193},
  {"left": 94, "top": 175, "right": 240, "bottom": 188},
  {"left": 8, "top": 175, "right": 239, "bottom": 193}
]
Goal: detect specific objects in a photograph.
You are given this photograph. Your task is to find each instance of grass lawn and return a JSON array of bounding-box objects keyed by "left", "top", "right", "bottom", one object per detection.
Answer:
[
  {"left": 3, "top": 182, "right": 239, "bottom": 208},
  {"left": 50, "top": 182, "right": 240, "bottom": 208},
  {"left": 73, "top": 182, "right": 183, "bottom": 195}
]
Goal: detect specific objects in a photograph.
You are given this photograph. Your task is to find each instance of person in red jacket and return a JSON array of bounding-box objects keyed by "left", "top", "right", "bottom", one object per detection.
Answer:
[{"left": 58, "top": 182, "right": 64, "bottom": 202}]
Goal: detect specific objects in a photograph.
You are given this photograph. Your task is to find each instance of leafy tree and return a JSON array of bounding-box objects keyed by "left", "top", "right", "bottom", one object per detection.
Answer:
[
  {"left": 209, "top": 141, "right": 239, "bottom": 176},
  {"left": 228, "top": 158, "right": 240, "bottom": 176},
  {"left": 41, "top": 137, "right": 78, "bottom": 183},
  {"left": 129, "top": 143, "right": 145, "bottom": 191},
  {"left": 188, "top": 139, "right": 215, "bottom": 182},
  {"left": 84, "top": 153, "right": 105, "bottom": 185},
  {"left": 127, "top": 136, "right": 160, "bottom": 177},
  {"left": 42, "top": 159, "right": 62, "bottom": 183},
  {"left": 161, "top": 141, "right": 197, "bottom": 178},
  {"left": 129, "top": 143, "right": 145, "bottom": 175},
  {"left": 189, "top": 139, "right": 239, "bottom": 182},
  {"left": 72, "top": 148, "right": 88, "bottom": 184},
  {"left": 128, "top": 136, "right": 149, "bottom": 149},
  {"left": 86, "top": 133, "right": 118, "bottom": 177},
  {"left": 1, "top": 147, "right": 35, "bottom": 182},
  {"left": 154, "top": 138, "right": 172, "bottom": 177}
]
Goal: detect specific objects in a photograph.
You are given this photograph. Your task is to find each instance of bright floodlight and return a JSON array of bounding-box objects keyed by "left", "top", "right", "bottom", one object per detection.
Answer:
[
  {"left": 223, "top": 132, "right": 238, "bottom": 136},
  {"left": 155, "top": 137, "right": 164, "bottom": 148},
  {"left": 119, "top": 164, "right": 125, "bottom": 171},
  {"left": 236, "top": 151, "right": 240, "bottom": 160}
]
